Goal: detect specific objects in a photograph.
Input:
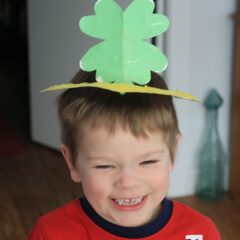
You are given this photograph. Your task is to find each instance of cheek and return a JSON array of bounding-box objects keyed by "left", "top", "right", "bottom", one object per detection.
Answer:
[
  {"left": 150, "top": 167, "right": 171, "bottom": 189},
  {"left": 81, "top": 173, "right": 111, "bottom": 199}
]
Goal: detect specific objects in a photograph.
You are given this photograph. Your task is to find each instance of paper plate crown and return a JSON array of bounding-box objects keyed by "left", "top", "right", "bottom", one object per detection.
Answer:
[{"left": 42, "top": 0, "right": 198, "bottom": 102}]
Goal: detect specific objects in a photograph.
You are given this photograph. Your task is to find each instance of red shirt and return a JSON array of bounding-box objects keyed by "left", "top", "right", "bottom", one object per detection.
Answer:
[{"left": 29, "top": 199, "right": 221, "bottom": 240}]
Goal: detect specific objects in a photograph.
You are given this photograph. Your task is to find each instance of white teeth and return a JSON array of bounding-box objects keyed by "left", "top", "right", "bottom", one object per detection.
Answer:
[{"left": 114, "top": 197, "right": 143, "bottom": 206}]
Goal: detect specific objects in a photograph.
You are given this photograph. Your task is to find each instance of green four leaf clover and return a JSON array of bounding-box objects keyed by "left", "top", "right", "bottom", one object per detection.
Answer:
[{"left": 79, "top": 0, "right": 169, "bottom": 85}]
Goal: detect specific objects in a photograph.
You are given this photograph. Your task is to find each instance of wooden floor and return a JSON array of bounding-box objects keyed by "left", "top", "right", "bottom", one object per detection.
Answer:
[
  {"left": 0, "top": 141, "right": 240, "bottom": 239},
  {"left": 0, "top": 142, "right": 82, "bottom": 239}
]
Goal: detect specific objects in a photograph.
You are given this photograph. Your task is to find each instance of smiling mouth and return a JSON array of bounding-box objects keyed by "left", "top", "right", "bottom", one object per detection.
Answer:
[{"left": 113, "top": 196, "right": 145, "bottom": 206}]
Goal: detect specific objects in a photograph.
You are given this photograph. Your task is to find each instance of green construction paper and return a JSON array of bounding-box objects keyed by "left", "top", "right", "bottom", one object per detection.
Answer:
[{"left": 79, "top": 0, "right": 169, "bottom": 85}]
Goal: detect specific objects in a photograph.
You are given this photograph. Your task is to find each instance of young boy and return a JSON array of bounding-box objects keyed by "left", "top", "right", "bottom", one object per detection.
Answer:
[{"left": 29, "top": 70, "right": 221, "bottom": 239}]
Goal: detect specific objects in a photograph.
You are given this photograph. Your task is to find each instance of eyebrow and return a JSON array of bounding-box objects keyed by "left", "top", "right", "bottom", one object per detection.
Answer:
[
  {"left": 138, "top": 150, "right": 165, "bottom": 159},
  {"left": 86, "top": 156, "right": 112, "bottom": 162},
  {"left": 86, "top": 150, "right": 165, "bottom": 162}
]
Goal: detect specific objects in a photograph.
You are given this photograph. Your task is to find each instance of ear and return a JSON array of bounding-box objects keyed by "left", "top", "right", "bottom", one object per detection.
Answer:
[
  {"left": 169, "top": 159, "right": 175, "bottom": 172},
  {"left": 176, "top": 133, "right": 181, "bottom": 144},
  {"left": 169, "top": 133, "right": 181, "bottom": 172},
  {"left": 60, "top": 144, "right": 81, "bottom": 183}
]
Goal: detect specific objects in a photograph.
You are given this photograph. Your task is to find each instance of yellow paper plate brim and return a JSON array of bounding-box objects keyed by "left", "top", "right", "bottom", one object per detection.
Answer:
[{"left": 41, "top": 82, "right": 199, "bottom": 102}]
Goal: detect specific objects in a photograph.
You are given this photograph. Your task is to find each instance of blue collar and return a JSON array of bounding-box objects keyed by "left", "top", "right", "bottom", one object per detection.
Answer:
[{"left": 80, "top": 197, "right": 173, "bottom": 238}]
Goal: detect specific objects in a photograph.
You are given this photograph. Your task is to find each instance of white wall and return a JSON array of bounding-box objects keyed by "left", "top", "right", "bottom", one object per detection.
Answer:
[
  {"left": 161, "top": 0, "right": 236, "bottom": 197},
  {"left": 28, "top": 0, "right": 94, "bottom": 148},
  {"left": 28, "top": 0, "right": 236, "bottom": 197}
]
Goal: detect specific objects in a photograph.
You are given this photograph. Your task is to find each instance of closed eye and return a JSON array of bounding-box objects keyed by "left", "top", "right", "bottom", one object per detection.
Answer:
[
  {"left": 140, "top": 160, "right": 159, "bottom": 165},
  {"left": 94, "top": 165, "right": 115, "bottom": 169}
]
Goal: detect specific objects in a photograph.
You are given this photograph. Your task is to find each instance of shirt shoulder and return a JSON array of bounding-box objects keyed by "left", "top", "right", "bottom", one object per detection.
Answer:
[
  {"left": 169, "top": 200, "right": 221, "bottom": 239},
  {"left": 28, "top": 199, "right": 88, "bottom": 239},
  {"left": 173, "top": 200, "right": 214, "bottom": 223}
]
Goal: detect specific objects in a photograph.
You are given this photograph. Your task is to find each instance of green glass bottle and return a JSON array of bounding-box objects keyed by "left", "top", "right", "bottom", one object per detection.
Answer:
[{"left": 196, "top": 89, "right": 226, "bottom": 200}]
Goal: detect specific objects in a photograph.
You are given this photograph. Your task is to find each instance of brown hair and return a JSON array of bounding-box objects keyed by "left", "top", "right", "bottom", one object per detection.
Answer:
[{"left": 58, "top": 70, "right": 180, "bottom": 164}]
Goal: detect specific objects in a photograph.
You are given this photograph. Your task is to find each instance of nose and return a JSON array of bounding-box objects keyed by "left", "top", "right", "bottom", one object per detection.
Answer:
[{"left": 115, "top": 167, "right": 140, "bottom": 189}]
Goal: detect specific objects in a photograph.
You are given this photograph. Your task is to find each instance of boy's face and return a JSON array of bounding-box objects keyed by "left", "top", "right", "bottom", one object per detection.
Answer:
[{"left": 62, "top": 126, "right": 174, "bottom": 227}]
